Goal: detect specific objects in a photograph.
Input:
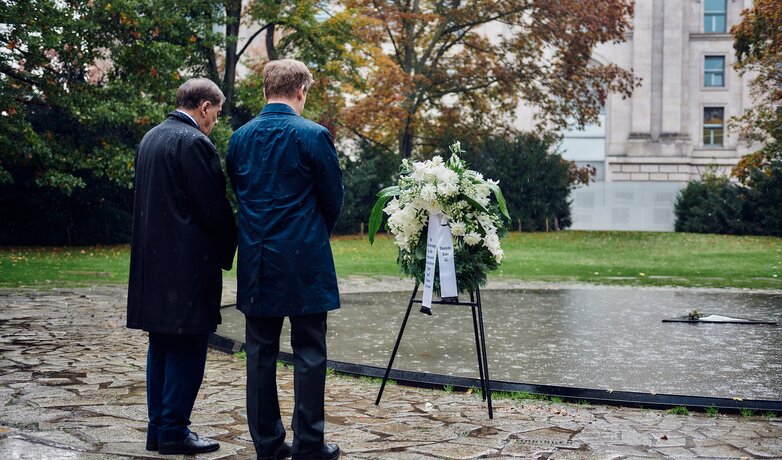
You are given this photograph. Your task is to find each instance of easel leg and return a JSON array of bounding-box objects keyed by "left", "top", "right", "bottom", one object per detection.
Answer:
[
  {"left": 375, "top": 283, "right": 419, "bottom": 406},
  {"left": 470, "top": 292, "right": 486, "bottom": 401},
  {"left": 476, "top": 288, "right": 493, "bottom": 419}
]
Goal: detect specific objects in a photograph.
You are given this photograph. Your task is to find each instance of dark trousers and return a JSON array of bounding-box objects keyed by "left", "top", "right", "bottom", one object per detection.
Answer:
[
  {"left": 245, "top": 312, "right": 328, "bottom": 455},
  {"left": 146, "top": 333, "right": 209, "bottom": 444}
]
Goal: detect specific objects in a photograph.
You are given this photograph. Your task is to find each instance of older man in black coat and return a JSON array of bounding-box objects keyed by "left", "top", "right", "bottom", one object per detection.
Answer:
[{"left": 127, "top": 78, "right": 237, "bottom": 456}]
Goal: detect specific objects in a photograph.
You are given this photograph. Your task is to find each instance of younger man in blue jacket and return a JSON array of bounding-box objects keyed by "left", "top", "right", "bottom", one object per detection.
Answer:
[{"left": 227, "top": 59, "right": 343, "bottom": 460}]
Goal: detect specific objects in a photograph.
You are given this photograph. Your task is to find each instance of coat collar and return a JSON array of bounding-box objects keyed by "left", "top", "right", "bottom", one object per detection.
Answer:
[
  {"left": 260, "top": 103, "right": 298, "bottom": 117},
  {"left": 167, "top": 110, "right": 199, "bottom": 129}
]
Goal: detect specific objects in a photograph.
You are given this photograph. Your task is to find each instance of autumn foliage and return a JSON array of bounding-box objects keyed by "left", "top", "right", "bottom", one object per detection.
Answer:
[
  {"left": 730, "top": 0, "right": 782, "bottom": 184},
  {"left": 731, "top": 0, "right": 782, "bottom": 145},
  {"left": 340, "top": 0, "right": 639, "bottom": 158}
]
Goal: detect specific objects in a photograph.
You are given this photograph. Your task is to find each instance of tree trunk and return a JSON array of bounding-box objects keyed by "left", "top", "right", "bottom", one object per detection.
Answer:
[
  {"left": 66, "top": 220, "right": 73, "bottom": 246},
  {"left": 221, "top": 0, "right": 242, "bottom": 119},
  {"left": 265, "top": 23, "right": 278, "bottom": 61},
  {"left": 266, "top": 0, "right": 282, "bottom": 61},
  {"left": 397, "top": 0, "right": 417, "bottom": 159},
  {"left": 202, "top": 46, "right": 219, "bottom": 84},
  {"left": 398, "top": 122, "right": 414, "bottom": 158}
]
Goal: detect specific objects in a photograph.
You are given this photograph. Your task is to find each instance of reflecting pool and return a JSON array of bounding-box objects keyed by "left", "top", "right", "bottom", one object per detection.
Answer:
[{"left": 217, "top": 287, "right": 782, "bottom": 400}]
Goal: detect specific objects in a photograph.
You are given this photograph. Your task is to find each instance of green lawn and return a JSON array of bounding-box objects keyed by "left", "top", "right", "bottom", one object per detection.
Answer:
[
  {"left": 1, "top": 231, "right": 781, "bottom": 289},
  {"left": 0, "top": 246, "right": 132, "bottom": 288}
]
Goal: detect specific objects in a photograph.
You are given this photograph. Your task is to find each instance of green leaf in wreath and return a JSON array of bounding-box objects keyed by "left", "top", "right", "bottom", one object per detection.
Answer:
[
  {"left": 368, "top": 186, "right": 401, "bottom": 244},
  {"left": 460, "top": 194, "right": 489, "bottom": 215},
  {"left": 485, "top": 182, "right": 510, "bottom": 221},
  {"left": 376, "top": 185, "right": 401, "bottom": 198},
  {"left": 468, "top": 177, "right": 510, "bottom": 221},
  {"left": 368, "top": 195, "right": 392, "bottom": 245},
  {"left": 413, "top": 234, "right": 427, "bottom": 260}
]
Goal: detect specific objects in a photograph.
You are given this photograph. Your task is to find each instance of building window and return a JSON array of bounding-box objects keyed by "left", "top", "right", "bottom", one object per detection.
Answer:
[
  {"left": 704, "top": 0, "right": 727, "bottom": 33},
  {"left": 703, "top": 107, "right": 725, "bottom": 146},
  {"left": 704, "top": 56, "right": 725, "bottom": 87}
]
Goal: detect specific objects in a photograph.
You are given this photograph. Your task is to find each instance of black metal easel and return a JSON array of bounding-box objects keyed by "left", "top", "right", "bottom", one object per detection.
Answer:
[{"left": 374, "top": 282, "right": 494, "bottom": 419}]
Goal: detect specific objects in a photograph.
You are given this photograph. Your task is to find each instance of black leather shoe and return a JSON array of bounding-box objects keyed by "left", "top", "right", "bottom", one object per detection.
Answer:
[
  {"left": 158, "top": 432, "right": 220, "bottom": 455},
  {"left": 291, "top": 444, "right": 340, "bottom": 460},
  {"left": 145, "top": 432, "right": 158, "bottom": 452},
  {"left": 258, "top": 442, "right": 292, "bottom": 460}
]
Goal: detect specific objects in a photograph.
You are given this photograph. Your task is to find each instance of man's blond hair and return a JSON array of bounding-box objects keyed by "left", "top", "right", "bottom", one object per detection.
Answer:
[{"left": 263, "top": 59, "right": 315, "bottom": 99}]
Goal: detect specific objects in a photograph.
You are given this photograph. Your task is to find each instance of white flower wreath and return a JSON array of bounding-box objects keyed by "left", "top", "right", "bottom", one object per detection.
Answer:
[{"left": 368, "top": 141, "right": 510, "bottom": 293}]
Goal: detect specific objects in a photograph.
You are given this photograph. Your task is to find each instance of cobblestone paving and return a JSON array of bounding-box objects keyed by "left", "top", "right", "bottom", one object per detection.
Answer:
[{"left": 1, "top": 285, "right": 781, "bottom": 459}]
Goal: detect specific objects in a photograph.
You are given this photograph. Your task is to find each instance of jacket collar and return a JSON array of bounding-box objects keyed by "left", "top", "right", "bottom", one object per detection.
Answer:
[
  {"left": 167, "top": 110, "right": 199, "bottom": 129},
  {"left": 260, "top": 103, "right": 298, "bottom": 117}
]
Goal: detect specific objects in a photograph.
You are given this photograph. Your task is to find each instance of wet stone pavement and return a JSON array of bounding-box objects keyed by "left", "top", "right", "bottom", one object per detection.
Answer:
[{"left": 1, "top": 283, "right": 782, "bottom": 459}]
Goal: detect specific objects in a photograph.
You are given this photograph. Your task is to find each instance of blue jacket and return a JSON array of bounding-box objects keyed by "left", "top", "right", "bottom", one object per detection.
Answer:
[{"left": 227, "top": 103, "right": 344, "bottom": 317}]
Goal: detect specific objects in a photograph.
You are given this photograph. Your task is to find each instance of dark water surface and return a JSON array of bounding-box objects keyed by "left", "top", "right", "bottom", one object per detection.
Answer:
[{"left": 217, "top": 288, "right": 782, "bottom": 400}]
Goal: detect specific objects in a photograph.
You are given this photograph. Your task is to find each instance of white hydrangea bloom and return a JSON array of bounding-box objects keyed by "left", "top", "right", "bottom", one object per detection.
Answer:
[
  {"left": 437, "top": 169, "right": 459, "bottom": 196},
  {"left": 450, "top": 221, "right": 467, "bottom": 236},
  {"left": 384, "top": 198, "right": 400, "bottom": 215},
  {"left": 420, "top": 184, "right": 438, "bottom": 203},
  {"left": 484, "top": 233, "right": 500, "bottom": 251},
  {"left": 464, "top": 232, "right": 481, "bottom": 246}
]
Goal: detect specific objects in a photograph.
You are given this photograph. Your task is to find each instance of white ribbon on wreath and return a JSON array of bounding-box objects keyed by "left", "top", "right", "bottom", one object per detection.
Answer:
[{"left": 421, "top": 213, "right": 458, "bottom": 315}]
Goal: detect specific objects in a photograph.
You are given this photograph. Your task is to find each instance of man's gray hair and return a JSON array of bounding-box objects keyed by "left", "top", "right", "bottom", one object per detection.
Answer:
[{"left": 176, "top": 78, "right": 225, "bottom": 109}]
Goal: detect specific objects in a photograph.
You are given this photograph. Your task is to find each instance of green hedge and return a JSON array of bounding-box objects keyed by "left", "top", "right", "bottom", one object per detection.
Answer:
[
  {"left": 0, "top": 134, "right": 580, "bottom": 244},
  {"left": 0, "top": 169, "right": 133, "bottom": 245},
  {"left": 674, "top": 155, "right": 782, "bottom": 236},
  {"left": 333, "top": 134, "right": 578, "bottom": 236},
  {"left": 333, "top": 142, "right": 401, "bottom": 235},
  {"left": 742, "top": 154, "right": 782, "bottom": 235},
  {"left": 674, "top": 174, "right": 747, "bottom": 234},
  {"left": 458, "top": 134, "right": 574, "bottom": 232}
]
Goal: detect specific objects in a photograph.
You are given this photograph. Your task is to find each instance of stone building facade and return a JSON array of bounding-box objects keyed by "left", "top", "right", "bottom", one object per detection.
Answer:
[
  {"left": 603, "top": 0, "right": 756, "bottom": 182},
  {"left": 522, "top": 0, "right": 759, "bottom": 230}
]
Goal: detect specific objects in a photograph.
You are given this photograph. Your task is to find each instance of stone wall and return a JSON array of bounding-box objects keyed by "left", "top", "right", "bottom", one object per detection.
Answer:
[{"left": 607, "top": 157, "right": 737, "bottom": 182}]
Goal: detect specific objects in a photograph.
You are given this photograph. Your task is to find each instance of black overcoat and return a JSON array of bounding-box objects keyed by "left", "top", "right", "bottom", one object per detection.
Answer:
[{"left": 127, "top": 111, "right": 237, "bottom": 334}]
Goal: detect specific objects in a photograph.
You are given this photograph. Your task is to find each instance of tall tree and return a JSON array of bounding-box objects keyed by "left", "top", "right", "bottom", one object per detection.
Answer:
[
  {"left": 0, "top": 0, "right": 364, "bottom": 194},
  {"left": 227, "top": 1, "right": 372, "bottom": 130},
  {"left": 731, "top": 0, "right": 782, "bottom": 147},
  {"left": 730, "top": 0, "right": 782, "bottom": 236},
  {"left": 208, "top": 0, "right": 327, "bottom": 120},
  {"left": 0, "top": 0, "right": 223, "bottom": 193},
  {"left": 340, "top": 0, "right": 639, "bottom": 158}
]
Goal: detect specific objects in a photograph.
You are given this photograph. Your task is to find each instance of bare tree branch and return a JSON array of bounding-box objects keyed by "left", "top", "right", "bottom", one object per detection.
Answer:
[
  {"left": 340, "top": 123, "right": 397, "bottom": 155},
  {"left": 373, "top": 0, "right": 403, "bottom": 66},
  {"left": 237, "top": 22, "right": 276, "bottom": 59}
]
